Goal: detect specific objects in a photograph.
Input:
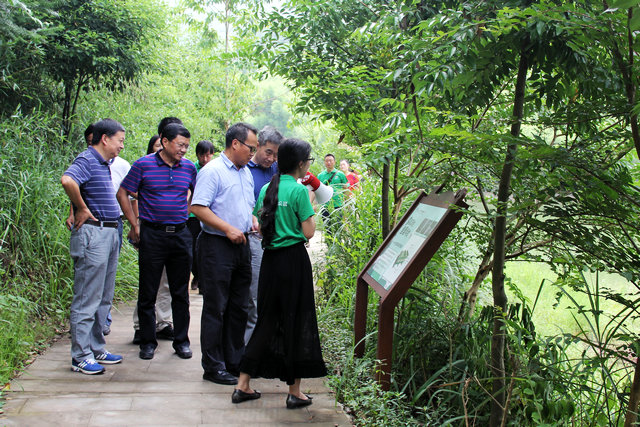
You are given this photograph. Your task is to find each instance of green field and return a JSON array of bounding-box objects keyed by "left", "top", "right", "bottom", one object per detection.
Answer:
[{"left": 505, "top": 261, "right": 637, "bottom": 338}]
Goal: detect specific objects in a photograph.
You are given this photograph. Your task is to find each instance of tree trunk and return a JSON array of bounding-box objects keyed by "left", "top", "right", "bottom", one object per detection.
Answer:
[
  {"left": 625, "top": 355, "right": 640, "bottom": 427},
  {"left": 382, "top": 161, "right": 390, "bottom": 238},
  {"left": 459, "top": 251, "right": 493, "bottom": 321},
  {"left": 62, "top": 81, "right": 73, "bottom": 140},
  {"left": 608, "top": 9, "right": 640, "bottom": 424},
  {"left": 489, "top": 37, "right": 529, "bottom": 427}
]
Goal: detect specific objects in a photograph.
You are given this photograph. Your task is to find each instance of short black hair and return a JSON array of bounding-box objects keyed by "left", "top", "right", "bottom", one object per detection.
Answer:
[
  {"left": 324, "top": 153, "right": 335, "bottom": 160},
  {"left": 157, "top": 117, "right": 182, "bottom": 137},
  {"left": 225, "top": 122, "right": 258, "bottom": 148},
  {"left": 84, "top": 123, "right": 94, "bottom": 145},
  {"left": 196, "top": 140, "right": 215, "bottom": 156},
  {"left": 91, "top": 119, "right": 125, "bottom": 146},
  {"left": 161, "top": 123, "right": 190, "bottom": 145}
]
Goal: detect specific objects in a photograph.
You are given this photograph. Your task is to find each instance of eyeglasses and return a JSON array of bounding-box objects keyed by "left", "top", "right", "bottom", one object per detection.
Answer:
[
  {"left": 307, "top": 157, "right": 315, "bottom": 164},
  {"left": 237, "top": 139, "right": 257, "bottom": 154},
  {"left": 172, "top": 140, "right": 189, "bottom": 151}
]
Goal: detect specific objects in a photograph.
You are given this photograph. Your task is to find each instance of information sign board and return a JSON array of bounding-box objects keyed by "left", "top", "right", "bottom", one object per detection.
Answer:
[
  {"left": 367, "top": 203, "right": 448, "bottom": 290},
  {"left": 353, "top": 188, "right": 468, "bottom": 390}
]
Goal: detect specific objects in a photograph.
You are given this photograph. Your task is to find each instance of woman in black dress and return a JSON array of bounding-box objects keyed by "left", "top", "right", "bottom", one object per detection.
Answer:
[{"left": 231, "top": 138, "right": 327, "bottom": 409}]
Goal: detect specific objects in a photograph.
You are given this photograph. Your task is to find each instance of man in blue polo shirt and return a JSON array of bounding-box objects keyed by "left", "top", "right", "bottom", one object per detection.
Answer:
[
  {"left": 191, "top": 122, "right": 259, "bottom": 385},
  {"left": 61, "top": 118, "right": 126, "bottom": 375},
  {"left": 117, "top": 123, "right": 197, "bottom": 361},
  {"left": 244, "top": 125, "right": 283, "bottom": 345}
]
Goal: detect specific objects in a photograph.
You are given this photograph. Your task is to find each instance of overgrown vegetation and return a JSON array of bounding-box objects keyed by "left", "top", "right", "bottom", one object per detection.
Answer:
[
  {"left": 4, "top": 0, "right": 640, "bottom": 424},
  {"left": 0, "top": 111, "right": 140, "bottom": 386},
  {"left": 317, "top": 182, "right": 639, "bottom": 425}
]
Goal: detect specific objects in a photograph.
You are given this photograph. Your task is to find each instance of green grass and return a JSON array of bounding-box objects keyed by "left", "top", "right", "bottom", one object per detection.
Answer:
[
  {"left": 0, "top": 111, "right": 139, "bottom": 392},
  {"left": 505, "top": 261, "right": 637, "bottom": 337}
]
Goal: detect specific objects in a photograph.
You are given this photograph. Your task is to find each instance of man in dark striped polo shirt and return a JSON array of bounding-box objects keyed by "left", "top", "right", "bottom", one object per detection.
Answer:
[
  {"left": 117, "top": 123, "right": 197, "bottom": 361},
  {"left": 61, "top": 118, "right": 126, "bottom": 375}
]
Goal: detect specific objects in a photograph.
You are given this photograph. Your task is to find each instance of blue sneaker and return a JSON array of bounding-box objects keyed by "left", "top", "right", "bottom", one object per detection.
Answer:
[
  {"left": 71, "top": 358, "right": 105, "bottom": 375},
  {"left": 95, "top": 351, "right": 123, "bottom": 365}
]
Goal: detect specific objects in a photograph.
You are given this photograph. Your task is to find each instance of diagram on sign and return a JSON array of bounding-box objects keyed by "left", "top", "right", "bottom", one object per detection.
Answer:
[{"left": 367, "top": 203, "right": 447, "bottom": 290}]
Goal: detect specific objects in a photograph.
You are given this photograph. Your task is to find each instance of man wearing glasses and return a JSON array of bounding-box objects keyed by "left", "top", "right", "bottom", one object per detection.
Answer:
[
  {"left": 117, "top": 122, "right": 197, "bottom": 361},
  {"left": 191, "top": 122, "right": 259, "bottom": 385}
]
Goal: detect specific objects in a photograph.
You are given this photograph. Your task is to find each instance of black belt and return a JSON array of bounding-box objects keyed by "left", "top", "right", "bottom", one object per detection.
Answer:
[
  {"left": 142, "top": 220, "right": 186, "bottom": 233},
  {"left": 85, "top": 219, "right": 119, "bottom": 228}
]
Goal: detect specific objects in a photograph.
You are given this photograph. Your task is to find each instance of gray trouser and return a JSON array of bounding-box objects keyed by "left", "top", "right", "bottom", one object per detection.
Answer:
[
  {"left": 244, "top": 233, "right": 263, "bottom": 345},
  {"left": 69, "top": 224, "right": 119, "bottom": 362},
  {"left": 132, "top": 267, "right": 173, "bottom": 330}
]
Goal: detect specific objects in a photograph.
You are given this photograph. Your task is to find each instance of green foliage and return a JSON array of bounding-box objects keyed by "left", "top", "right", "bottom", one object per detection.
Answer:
[
  {"left": 77, "top": 33, "right": 255, "bottom": 158},
  {"left": 0, "top": 110, "right": 138, "bottom": 386},
  {"left": 326, "top": 356, "right": 418, "bottom": 426},
  {"left": 314, "top": 174, "right": 638, "bottom": 424},
  {"left": 246, "top": 78, "right": 292, "bottom": 133},
  {"left": 551, "top": 263, "right": 639, "bottom": 426},
  {"left": 0, "top": 0, "right": 47, "bottom": 115},
  {"left": 0, "top": 111, "right": 73, "bottom": 384},
  {"left": 0, "top": 0, "right": 163, "bottom": 134}
]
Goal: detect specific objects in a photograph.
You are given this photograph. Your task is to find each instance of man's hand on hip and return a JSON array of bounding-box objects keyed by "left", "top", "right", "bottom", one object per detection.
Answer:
[{"left": 73, "top": 207, "right": 97, "bottom": 230}]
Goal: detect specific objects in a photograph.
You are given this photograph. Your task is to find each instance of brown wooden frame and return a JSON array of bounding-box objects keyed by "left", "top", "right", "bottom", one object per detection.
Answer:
[{"left": 354, "top": 188, "right": 468, "bottom": 390}]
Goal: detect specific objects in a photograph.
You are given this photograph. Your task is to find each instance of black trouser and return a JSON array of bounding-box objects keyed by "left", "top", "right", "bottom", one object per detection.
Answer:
[
  {"left": 198, "top": 232, "right": 251, "bottom": 373},
  {"left": 138, "top": 222, "right": 192, "bottom": 349},
  {"left": 321, "top": 207, "right": 341, "bottom": 236},
  {"left": 186, "top": 217, "right": 201, "bottom": 282}
]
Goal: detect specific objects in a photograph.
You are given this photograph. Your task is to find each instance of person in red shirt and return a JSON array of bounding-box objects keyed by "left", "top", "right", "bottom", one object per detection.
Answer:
[{"left": 340, "top": 159, "right": 359, "bottom": 195}]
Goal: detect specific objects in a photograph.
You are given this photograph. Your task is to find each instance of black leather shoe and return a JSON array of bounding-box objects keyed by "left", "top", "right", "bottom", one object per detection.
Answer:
[
  {"left": 174, "top": 343, "right": 192, "bottom": 359},
  {"left": 203, "top": 370, "right": 238, "bottom": 385},
  {"left": 286, "top": 394, "right": 313, "bottom": 409},
  {"left": 139, "top": 344, "right": 155, "bottom": 360},
  {"left": 231, "top": 388, "right": 261, "bottom": 404},
  {"left": 156, "top": 325, "right": 174, "bottom": 341},
  {"left": 132, "top": 330, "right": 141, "bottom": 345}
]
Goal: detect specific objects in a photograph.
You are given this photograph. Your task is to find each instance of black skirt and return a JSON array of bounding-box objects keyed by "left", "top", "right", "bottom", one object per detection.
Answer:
[{"left": 240, "top": 242, "right": 327, "bottom": 385}]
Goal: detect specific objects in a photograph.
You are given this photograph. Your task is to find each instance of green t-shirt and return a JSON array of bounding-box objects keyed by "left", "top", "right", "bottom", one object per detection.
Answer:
[
  {"left": 188, "top": 160, "right": 204, "bottom": 219},
  {"left": 253, "top": 174, "right": 315, "bottom": 249},
  {"left": 317, "top": 169, "right": 348, "bottom": 208}
]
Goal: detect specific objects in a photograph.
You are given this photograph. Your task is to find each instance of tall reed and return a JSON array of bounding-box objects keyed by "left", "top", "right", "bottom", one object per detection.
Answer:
[{"left": 0, "top": 111, "right": 138, "bottom": 387}]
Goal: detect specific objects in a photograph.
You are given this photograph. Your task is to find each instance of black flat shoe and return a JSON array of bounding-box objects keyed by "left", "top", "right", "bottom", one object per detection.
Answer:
[
  {"left": 156, "top": 325, "right": 174, "bottom": 341},
  {"left": 139, "top": 344, "right": 155, "bottom": 360},
  {"left": 203, "top": 370, "right": 238, "bottom": 385},
  {"left": 286, "top": 393, "right": 313, "bottom": 409},
  {"left": 174, "top": 343, "right": 192, "bottom": 359},
  {"left": 231, "top": 389, "right": 261, "bottom": 404}
]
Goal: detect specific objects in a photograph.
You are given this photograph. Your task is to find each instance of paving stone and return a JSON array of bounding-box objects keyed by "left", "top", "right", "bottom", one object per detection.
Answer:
[
  {"left": 88, "top": 408, "right": 203, "bottom": 426},
  {"left": 1, "top": 298, "right": 352, "bottom": 426},
  {"left": 1, "top": 411, "right": 93, "bottom": 426}
]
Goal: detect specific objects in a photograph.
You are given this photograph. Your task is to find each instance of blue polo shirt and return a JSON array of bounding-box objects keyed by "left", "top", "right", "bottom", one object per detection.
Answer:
[
  {"left": 192, "top": 152, "right": 255, "bottom": 236},
  {"left": 247, "top": 160, "right": 278, "bottom": 202},
  {"left": 64, "top": 146, "right": 120, "bottom": 221},
  {"left": 120, "top": 151, "right": 197, "bottom": 224}
]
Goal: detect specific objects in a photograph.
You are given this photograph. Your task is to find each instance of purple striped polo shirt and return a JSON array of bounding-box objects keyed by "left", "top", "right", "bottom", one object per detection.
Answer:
[
  {"left": 63, "top": 146, "right": 120, "bottom": 221},
  {"left": 120, "top": 151, "right": 197, "bottom": 224}
]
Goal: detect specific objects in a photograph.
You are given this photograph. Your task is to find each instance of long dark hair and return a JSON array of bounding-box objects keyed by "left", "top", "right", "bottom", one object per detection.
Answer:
[
  {"left": 260, "top": 138, "right": 311, "bottom": 247},
  {"left": 146, "top": 135, "right": 160, "bottom": 154}
]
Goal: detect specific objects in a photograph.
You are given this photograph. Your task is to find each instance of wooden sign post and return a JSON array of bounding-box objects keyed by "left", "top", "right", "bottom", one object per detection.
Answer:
[{"left": 353, "top": 188, "right": 468, "bottom": 390}]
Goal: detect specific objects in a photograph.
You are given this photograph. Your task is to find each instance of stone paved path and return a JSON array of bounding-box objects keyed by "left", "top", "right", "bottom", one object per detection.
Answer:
[{"left": 1, "top": 254, "right": 351, "bottom": 427}]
